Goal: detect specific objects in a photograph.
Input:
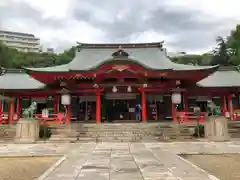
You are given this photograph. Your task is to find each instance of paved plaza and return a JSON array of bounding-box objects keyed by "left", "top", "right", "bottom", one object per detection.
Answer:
[{"left": 1, "top": 142, "right": 240, "bottom": 180}]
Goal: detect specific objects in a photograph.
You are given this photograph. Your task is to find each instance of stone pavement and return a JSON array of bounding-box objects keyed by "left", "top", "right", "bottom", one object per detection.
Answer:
[
  {"left": 1, "top": 142, "right": 240, "bottom": 180},
  {"left": 0, "top": 143, "right": 80, "bottom": 157},
  {"left": 37, "top": 142, "right": 240, "bottom": 180}
]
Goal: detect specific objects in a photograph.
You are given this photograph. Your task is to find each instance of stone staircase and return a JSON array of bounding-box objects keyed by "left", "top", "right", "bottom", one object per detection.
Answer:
[
  {"left": 47, "top": 122, "right": 196, "bottom": 142},
  {"left": 1, "top": 121, "right": 240, "bottom": 143},
  {"left": 228, "top": 121, "right": 240, "bottom": 139},
  {"left": 47, "top": 124, "right": 77, "bottom": 142},
  {"left": 0, "top": 125, "right": 16, "bottom": 142}
]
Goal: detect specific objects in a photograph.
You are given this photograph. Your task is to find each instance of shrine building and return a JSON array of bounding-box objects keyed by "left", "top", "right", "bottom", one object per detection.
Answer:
[{"left": 1, "top": 42, "right": 240, "bottom": 124}]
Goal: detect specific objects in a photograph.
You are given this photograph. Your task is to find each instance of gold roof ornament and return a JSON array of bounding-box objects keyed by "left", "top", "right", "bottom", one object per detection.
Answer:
[{"left": 112, "top": 65, "right": 129, "bottom": 72}]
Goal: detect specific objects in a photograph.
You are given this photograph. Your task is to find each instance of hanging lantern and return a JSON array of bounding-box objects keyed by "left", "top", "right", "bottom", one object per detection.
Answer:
[
  {"left": 112, "top": 86, "right": 118, "bottom": 93},
  {"left": 127, "top": 86, "right": 132, "bottom": 92},
  {"left": 93, "top": 84, "right": 99, "bottom": 88},
  {"left": 143, "top": 83, "right": 148, "bottom": 88},
  {"left": 171, "top": 92, "right": 181, "bottom": 104},
  {"left": 61, "top": 94, "right": 71, "bottom": 105}
]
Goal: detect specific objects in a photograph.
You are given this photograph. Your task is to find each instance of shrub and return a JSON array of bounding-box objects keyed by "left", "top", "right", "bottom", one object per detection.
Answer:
[
  {"left": 39, "top": 124, "right": 52, "bottom": 139},
  {"left": 193, "top": 125, "right": 205, "bottom": 137}
]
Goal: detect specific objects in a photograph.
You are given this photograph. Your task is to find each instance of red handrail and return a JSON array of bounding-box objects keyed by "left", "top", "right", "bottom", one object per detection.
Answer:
[
  {"left": 178, "top": 111, "right": 206, "bottom": 124},
  {"left": 34, "top": 113, "right": 65, "bottom": 124},
  {"left": 0, "top": 112, "right": 19, "bottom": 124}
]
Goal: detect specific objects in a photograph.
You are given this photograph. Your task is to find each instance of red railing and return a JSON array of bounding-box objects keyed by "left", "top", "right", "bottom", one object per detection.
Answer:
[
  {"left": 0, "top": 112, "right": 19, "bottom": 124},
  {"left": 0, "top": 112, "right": 65, "bottom": 124},
  {"left": 34, "top": 113, "right": 65, "bottom": 124},
  {"left": 178, "top": 111, "right": 206, "bottom": 124},
  {"left": 231, "top": 109, "right": 240, "bottom": 121}
]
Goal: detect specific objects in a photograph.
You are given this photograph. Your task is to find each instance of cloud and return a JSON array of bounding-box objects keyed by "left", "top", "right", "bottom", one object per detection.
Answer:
[
  {"left": 0, "top": 0, "right": 240, "bottom": 53},
  {"left": 0, "top": 0, "right": 65, "bottom": 29}
]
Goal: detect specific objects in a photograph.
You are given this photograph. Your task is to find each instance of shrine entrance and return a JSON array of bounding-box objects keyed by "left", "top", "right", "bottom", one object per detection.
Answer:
[{"left": 105, "top": 93, "right": 138, "bottom": 121}]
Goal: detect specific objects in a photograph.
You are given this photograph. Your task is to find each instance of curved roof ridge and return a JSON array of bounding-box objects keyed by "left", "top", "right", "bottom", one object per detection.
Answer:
[
  {"left": 22, "top": 63, "right": 70, "bottom": 72},
  {"left": 76, "top": 41, "right": 164, "bottom": 49},
  {"left": 4, "top": 68, "right": 25, "bottom": 74}
]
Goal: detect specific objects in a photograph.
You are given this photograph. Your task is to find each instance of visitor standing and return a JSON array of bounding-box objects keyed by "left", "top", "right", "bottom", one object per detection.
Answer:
[{"left": 135, "top": 103, "right": 142, "bottom": 121}]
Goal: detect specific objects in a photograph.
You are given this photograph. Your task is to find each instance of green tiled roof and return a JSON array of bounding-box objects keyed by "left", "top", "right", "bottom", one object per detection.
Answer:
[
  {"left": 0, "top": 69, "right": 45, "bottom": 90},
  {"left": 197, "top": 67, "right": 240, "bottom": 87},
  {"left": 68, "top": 46, "right": 218, "bottom": 71},
  {"left": 23, "top": 42, "right": 219, "bottom": 72}
]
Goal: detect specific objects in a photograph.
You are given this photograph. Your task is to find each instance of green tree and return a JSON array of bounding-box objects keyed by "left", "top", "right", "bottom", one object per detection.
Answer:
[
  {"left": 229, "top": 54, "right": 240, "bottom": 66},
  {"left": 201, "top": 53, "right": 214, "bottom": 65},
  {"left": 227, "top": 25, "right": 240, "bottom": 65},
  {"left": 211, "top": 36, "right": 231, "bottom": 65},
  {"left": 0, "top": 42, "right": 14, "bottom": 68},
  {"left": 0, "top": 44, "right": 76, "bottom": 68},
  {"left": 228, "top": 25, "right": 240, "bottom": 55},
  {"left": 171, "top": 54, "right": 204, "bottom": 65}
]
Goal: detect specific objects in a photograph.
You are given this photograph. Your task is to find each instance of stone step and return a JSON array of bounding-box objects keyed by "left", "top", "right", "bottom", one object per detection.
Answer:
[
  {"left": 45, "top": 122, "right": 195, "bottom": 142},
  {"left": 48, "top": 137, "right": 77, "bottom": 142}
]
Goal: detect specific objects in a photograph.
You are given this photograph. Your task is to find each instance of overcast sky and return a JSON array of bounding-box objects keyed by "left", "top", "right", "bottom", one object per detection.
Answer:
[{"left": 0, "top": 0, "right": 239, "bottom": 53}]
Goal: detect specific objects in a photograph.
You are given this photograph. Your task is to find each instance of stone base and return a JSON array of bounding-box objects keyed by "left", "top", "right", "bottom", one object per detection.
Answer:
[
  {"left": 205, "top": 116, "right": 230, "bottom": 142},
  {"left": 15, "top": 118, "right": 39, "bottom": 144}
]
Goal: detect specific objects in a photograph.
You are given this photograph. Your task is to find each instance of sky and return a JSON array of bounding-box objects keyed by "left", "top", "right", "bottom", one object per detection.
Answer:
[{"left": 0, "top": 0, "right": 240, "bottom": 54}]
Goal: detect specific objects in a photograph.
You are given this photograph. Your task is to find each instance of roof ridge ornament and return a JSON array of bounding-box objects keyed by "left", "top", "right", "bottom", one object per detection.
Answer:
[
  {"left": 112, "top": 47, "right": 129, "bottom": 59},
  {"left": 0, "top": 67, "right": 6, "bottom": 76}
]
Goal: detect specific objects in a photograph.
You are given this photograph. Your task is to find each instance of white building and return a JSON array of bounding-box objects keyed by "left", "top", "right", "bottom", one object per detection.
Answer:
[{"left": 0, "top": 30, "right": 40, "bottom": 53}]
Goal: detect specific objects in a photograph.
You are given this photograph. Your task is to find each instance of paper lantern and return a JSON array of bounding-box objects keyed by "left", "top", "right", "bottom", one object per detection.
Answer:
[
  {"left": 61, "top": 94, "right": 71, "bottom": 105},
  {"left": 127, "top": 86, "right": 132, "bottom": 92},
  {"left": 171, "top": 92, "right": 181, "bottom": 104},
  {"left": 112, "top": 86, "right": 118, "bottom": 93}
]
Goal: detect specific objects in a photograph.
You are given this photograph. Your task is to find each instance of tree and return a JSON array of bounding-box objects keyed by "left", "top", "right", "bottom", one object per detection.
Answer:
[
  {"left": 0, "top": 42, "right": 76, "bottom": 68},
  {"left": 228, "top": 25, "right": 240, "bottom": 55},
  {"left": 227, "top": 25, "right": 240, "bottom": 65},
  {"left": 0, "top": 42, "right": 13, "bottom": 68},
  {"left": 201, "top": 53, "right": 214, "bottom": 65},
  {"left": 229, "top": 54, "right": 240, "bottom": 66},
  {"left": 211, "top": 36, "right": 231, "bottom": 65},
  {"left": 170, "top": 54, "right": 206, "bottom": 65}
]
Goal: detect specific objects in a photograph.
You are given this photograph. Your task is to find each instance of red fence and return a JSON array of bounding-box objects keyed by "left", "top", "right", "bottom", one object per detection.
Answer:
[
  {"left": 34, "top": 113, "right": 65, "bottom": 124},
  {"left": 178, "top": 112, "right": 206, "bottom": 124},
  {"left": 0, "top": 112, "right": 65, "bottom": 124}
]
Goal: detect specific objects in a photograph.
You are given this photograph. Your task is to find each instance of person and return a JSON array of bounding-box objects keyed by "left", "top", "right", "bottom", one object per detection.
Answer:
[{"left": 135, "top": 103, "right": 142, "bottom": 121}]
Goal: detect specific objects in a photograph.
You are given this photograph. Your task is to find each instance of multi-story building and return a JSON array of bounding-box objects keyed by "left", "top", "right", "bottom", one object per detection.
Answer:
[{"left": 0, "top": 30, "right": 40, "bottom": 53}]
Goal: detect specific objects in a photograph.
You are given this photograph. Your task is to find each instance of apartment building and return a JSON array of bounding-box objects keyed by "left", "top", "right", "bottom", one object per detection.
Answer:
[{"left": 0, "top": 30, "right": 40, "bottom": 53}]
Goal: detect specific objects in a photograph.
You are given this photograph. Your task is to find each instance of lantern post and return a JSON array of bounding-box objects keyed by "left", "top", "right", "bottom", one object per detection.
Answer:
[
  {"left": 60, "top": 89, "right": 71, "bottom": 124},
  {"left": 171, "top": 91, "right": 182, "bottom": 121}
]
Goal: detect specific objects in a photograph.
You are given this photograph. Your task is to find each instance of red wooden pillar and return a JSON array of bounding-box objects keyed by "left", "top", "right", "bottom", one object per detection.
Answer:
[
  {"left": 53, "top": 96, "right": 59, "bottom": 114},
  {"left": 96, "top": 90, "right": 101, "bottom": 123},
  {"left": 66, "top": 105, "right": 71, "bottom": 124},
  {"left": 171, "top": 103, "right": 176, "bottom": 121},
  {"left": 16, "top": 97, "right": 22, "bottom": 120},
  {"left": 228, "top": 94, "right": 233, "bottom": 120},
  {"left": 9, "top": 100, "right": 15, "bottom": 124},
  {"left": 141, "top": 89, "right": 147, "bottom": 121},
  {"left": 221, "top": 95, "right": 227, "bottom": 117},
  {"left": 0, "top": 102, "right": 2, "bottom": 122},
  {"left": 183, "top": 93, "right": 188, "bottom": 112}
]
